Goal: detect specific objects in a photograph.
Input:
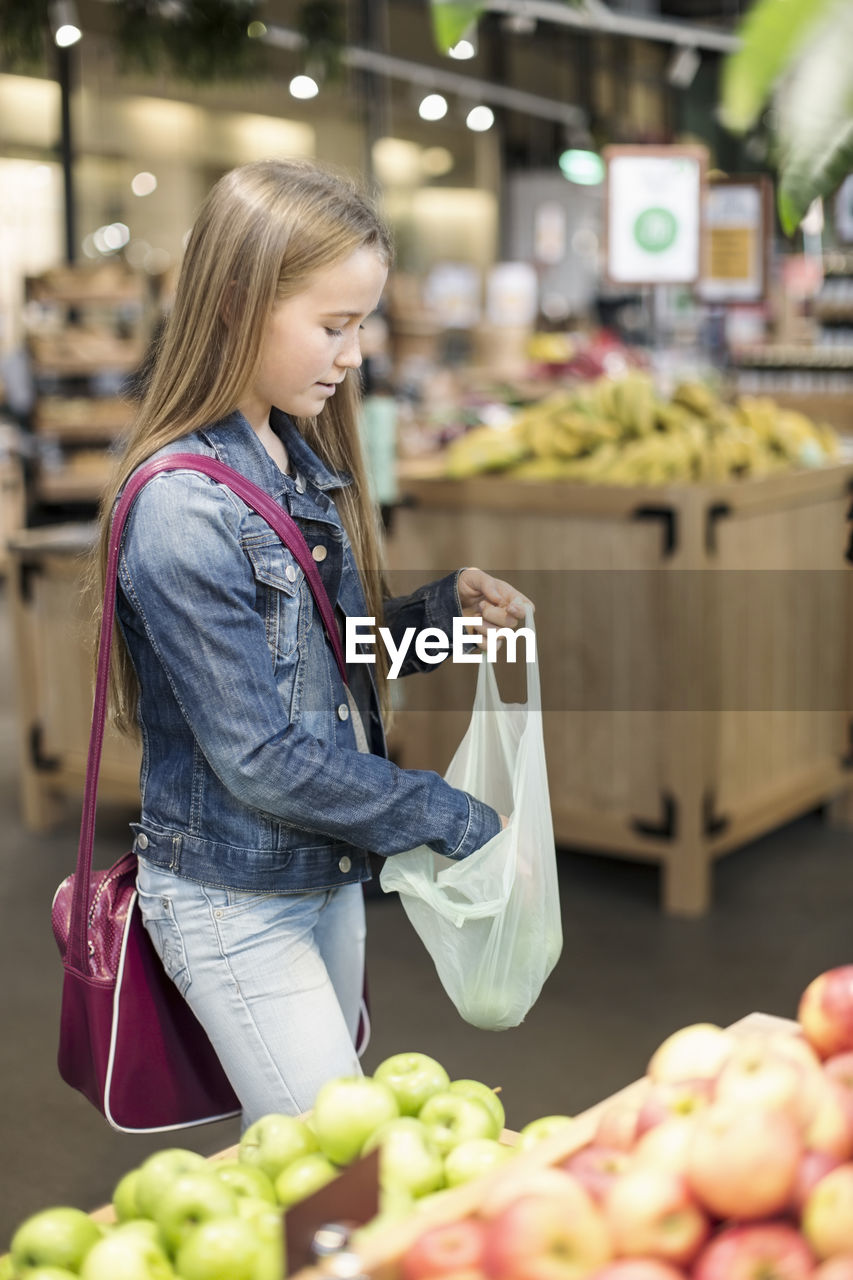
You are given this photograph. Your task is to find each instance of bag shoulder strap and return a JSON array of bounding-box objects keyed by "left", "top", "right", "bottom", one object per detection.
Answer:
[{"left": 68, "top": 453, "right": 348, "bottom": 971}]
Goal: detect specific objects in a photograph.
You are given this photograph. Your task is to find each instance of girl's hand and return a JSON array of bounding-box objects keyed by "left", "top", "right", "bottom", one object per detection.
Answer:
[{"left": 457, "top": 567, "right": 533, "bottom": 636}]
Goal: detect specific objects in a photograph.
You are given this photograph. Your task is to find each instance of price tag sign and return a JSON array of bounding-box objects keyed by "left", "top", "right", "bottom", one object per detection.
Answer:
[
  {"left": 604, "top": 145, "right": 708, "bottom": 285},
  {"left": 700, "top": 176, "right": 771, "bottom": 302}
]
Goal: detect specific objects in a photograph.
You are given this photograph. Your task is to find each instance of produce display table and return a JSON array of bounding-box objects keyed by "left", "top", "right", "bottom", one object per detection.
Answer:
[
  {"left": 293, "top": 1011, "right": 793, "bottom": 1280},
  {"left": 386, "top": 464, "right": 853, "bottom": 915},
  {"left": 6, "top": 523, "right": 140, "bottom": 830}
]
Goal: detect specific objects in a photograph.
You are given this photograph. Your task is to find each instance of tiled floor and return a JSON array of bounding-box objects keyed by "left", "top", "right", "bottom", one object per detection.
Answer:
[{"left": 1, "top": 582, "right": 851, "bottom": 1246}]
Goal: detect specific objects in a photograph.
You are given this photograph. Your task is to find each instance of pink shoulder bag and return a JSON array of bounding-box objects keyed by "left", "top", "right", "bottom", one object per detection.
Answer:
[{"left": 51, "top": 453, "right": 364, "bottom": 1132}]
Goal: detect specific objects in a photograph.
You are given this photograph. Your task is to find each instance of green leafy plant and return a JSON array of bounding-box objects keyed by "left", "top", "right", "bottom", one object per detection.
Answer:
[
  {"left": 296, "top": 0, "right": 346, "bottom": 83},
  {"left": 0, "top": 0, "right": 47, "bottom": 72},
  {"left": 721, "top": 0, "right": 853, "bottom": 234},
  {"left": 114, "top": 0, "right": 265, "bottom": 83}
]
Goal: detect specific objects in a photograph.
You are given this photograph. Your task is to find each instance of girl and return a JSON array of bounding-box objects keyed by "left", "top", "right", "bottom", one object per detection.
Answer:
[{"left": 97, "top": 159, "right": 531, "bottom": 1126}]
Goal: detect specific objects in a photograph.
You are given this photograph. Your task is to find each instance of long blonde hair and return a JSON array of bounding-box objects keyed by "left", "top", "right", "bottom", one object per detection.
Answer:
[{"left": 96, "top": 158, "right": 393, "bottom": 734}]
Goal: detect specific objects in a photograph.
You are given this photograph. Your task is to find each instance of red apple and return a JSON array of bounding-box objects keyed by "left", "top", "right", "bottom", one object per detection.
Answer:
[
  {"left": 686, "top": 1101, "right": 802, "bottom": 1220},
  {"left": 804, "top": 1077, "right": 853, "bottom": 1160},
  {"left": 814, "top": 1258, "right": 853, "bottom": 1279},
  {"left": 692, "top": 1221, "right": 816, "bottom": 1280},
  {"left": 562, "top": 1145, "right": 633, "bottom": 1204},
  {"left": 594, "top": 1097, "right": 647, "bottom": 1153},
  {"left": 401, "top": 1218, "right": 487, "bottom": 1280},
  {"left": 603, "top": 1167, "right": 708, "bottom": 1267},
  {"left": 802, "top": 1163, "right": 853, "bottom": 1259},
  {"left": 715, "top": 1038, "right": 817, "bottom": 1130},
  {"left": 792, "top": 1150, "right": 846, "bottom": 1213},
  {"left": 824, "top": 1052, "right": 853, "bottom": 1096},
  {"left": 799, "top": 969, "right": 853, "bottom": 1060},
  {"left": 647, "top": 1024, "right": 735, "bottom": 1085},
  {"left": 588, "top": 1264, "right": 687, "bottom": 1280},
  {"left": 483, "top": 1191, "right": 612, "bottom": 1280},
  {"left": 632, "top": 1118, "right": 695, "bottom": 1176},
  {"left": 635, "top": 1079, "right": 713, "bottom": 1136}
]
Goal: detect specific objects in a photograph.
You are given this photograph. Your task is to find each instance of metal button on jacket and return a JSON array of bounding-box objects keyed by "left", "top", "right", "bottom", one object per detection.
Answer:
[
  {"left": 285, "top": 564, "right": 297, "bottom": 582},
  {"left": 136, "top": 832, "right": 149, "bottom": 850},
  {"left": 337, "top": 703, "right": 349, "bottom": 721},
  {"left": 312, "top": 544, "right": 327, "bottom": 562},
  {"left": 338, "top": 855, "right": 352, "bottom": 873}
]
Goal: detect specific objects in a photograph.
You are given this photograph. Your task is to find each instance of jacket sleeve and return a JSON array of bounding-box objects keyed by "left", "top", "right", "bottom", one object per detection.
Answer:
[
  {"left": 381, "top": 569, "right": 475, "bottom": 677},
  {"left": 118, "top": 474, "right": 500, "bottom": 860}
]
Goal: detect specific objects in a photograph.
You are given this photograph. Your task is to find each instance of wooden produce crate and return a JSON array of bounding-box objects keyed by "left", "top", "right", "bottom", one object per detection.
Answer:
[
  {"left": 7, "top": 524, "right": 140, "bottom": 830},
  {"left": 385, "top": 464, "right": 853, "bottom": 916}
]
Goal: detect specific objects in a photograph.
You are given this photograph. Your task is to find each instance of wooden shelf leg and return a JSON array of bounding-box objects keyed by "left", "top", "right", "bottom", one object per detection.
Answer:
[{"left": 662, "top": 843, "right": 711, "bottom": 917}]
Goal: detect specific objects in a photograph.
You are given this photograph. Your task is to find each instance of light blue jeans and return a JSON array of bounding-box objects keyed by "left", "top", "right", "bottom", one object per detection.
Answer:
[{"left": 136, "top": 858, "right": 366, "bottom": 1127}]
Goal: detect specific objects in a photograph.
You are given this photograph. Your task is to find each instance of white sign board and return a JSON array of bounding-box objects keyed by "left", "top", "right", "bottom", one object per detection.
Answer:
[
  {"left": 835, "top": 174, "right": 853, "bottom": 244},
  {"left": 605, "top": 146, "right": 707, "bottom": 285},
  {"left": 700, "top": 179, "right": 768, "bottom": 302}
]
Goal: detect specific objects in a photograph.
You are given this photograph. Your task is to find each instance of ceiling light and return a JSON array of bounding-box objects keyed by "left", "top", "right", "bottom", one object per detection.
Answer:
[
  {"left": 289, "top": 74, "right": 319, "bottom": 100},
  {"left": 419, "top": 93, "right": 448, "bottom": 122},
  {"left": 466, "top": 105, "right": 494, "bottom": 132},
  {"left": 49, "top": 0, "right": 82, "bottom": 47},
  {"left": 131, "top": 171, "right": 158, "bottom": 197}
]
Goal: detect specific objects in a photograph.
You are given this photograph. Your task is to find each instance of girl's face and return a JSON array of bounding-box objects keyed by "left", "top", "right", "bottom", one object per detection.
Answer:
[{"left": 239, "top": 245, "right": 389, "bottom": 429}]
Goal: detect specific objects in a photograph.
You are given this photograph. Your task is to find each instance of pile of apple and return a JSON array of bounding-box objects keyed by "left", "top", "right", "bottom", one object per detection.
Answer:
[
  {"left": 0, "top": 1051, "right": 549, "bottom": 1280},
  {"left": 400, "top": 965, "right": 853, "bottom": 1280}
]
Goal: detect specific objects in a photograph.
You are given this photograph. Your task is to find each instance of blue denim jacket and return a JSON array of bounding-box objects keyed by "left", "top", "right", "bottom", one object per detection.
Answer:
[{"left": 116, "top": 409, "right": 501, "bottom": 892}]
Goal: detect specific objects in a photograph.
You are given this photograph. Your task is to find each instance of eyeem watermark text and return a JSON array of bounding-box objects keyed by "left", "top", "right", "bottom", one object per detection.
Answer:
[{"left": 346, "top": 617, "right": 536, "bottom": 679}]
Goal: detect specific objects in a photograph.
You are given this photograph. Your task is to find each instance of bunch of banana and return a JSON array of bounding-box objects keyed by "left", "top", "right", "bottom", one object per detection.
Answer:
[
  {"left": 440, "top": 373, "right": 841, "bottom": 486},
  {"left": 444, "top": 420, "right": 529, "bottom": 478}
]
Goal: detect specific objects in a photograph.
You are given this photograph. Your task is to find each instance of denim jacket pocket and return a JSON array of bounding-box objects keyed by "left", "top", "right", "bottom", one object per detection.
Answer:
[{"left": 245, "top": 537, "right": 304, "bottom": 659}]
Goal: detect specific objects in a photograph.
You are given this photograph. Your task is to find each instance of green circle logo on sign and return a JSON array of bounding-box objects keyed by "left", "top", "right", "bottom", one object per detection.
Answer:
[{"left": 633, "top": 207, "right": 678, "bottom": 253}]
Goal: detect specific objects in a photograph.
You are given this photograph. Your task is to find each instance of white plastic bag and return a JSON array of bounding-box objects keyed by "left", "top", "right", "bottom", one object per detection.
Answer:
[{"left": 380, "top": 616, "right": 562, "bottom": 1030}]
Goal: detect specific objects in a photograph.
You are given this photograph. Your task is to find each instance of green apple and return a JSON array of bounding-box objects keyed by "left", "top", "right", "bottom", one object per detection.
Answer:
[
  {"left": 174, "top": 1216, "right": 261, "bottom": 1280},
  {"left": 112, "top": 1168, "right": 143, "bottom": 1223},
  {"left": 133, "top": 1149, "right": 208, "bottom": 1221},
  {"left": 362, "top": 1117, "right": 445, "bottom": 1199},
  {"left": 238, "top": 1113, "right": 318, "bottom": 1182},
  {"left": 273, "top": 1152, "right": 338, "bottom": 1208},
  {"left": 211, "top": 1160, "right": 276, "bottom": 1204},
  {"left": 150, "top": 1171, "right": 237, "bottom": 1255},
  {"left": 79, "top": 1228, "right": 175, "bottom": 1280},
  {"left": 248, "top": 1208, "right": 285, "bottom": 1280},
  {"left": 312, "top": 1076, "right": 400, "bottom": 1165},
  {"left": 0, "top": 1256, "right": 13, "bottom": 1280},
  {"left": 373, "top": 1053, "right": 450, "bottom": 1116},
  {"left": 516, "top": 1114, "right": 575, "bottom": 1150},
  {"left": 443, "top": 1137, "right": 514, "bottom": 1187},
  {"left": 108, "top": 1221, "right": 165, "bottom": 1249},
  {"left": 418, "top": 1090, "right": 496, "bottom": 1156},
  {"left": 10, "top": 1207, "right": 102, "bottom": 1273},
  {"left": 447, "top": 1079, "right": 505, "bottom": 1135},
  {"left": 13, "top": 1269, "right": 78, "bottom": 1280}
]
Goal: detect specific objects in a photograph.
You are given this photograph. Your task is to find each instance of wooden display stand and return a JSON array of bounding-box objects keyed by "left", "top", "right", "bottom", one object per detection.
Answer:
[
  {"left": 7, "top": 524, "right": 140, "bottom": 830},
  {"left": 386, "top": 464, "right": 853, "bottom": 916}
]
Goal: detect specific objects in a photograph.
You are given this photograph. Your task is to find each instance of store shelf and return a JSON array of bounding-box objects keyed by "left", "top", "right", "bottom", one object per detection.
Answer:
[
  {"left": 35, "top": 464, "right": 113, "bottom": 505},
  {"left": 33, "top": 395, "right": 133, "bottom": 442},
  {"left": 24, "top": 266, "right": 149, "bottom": 511}
]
